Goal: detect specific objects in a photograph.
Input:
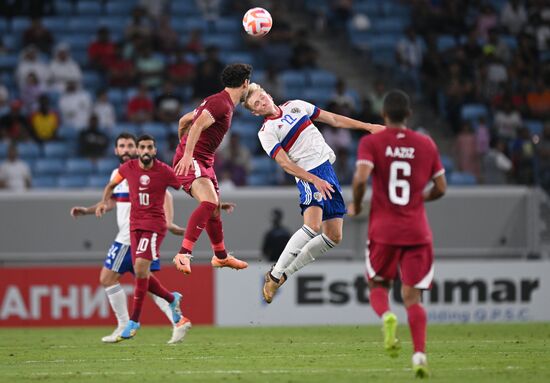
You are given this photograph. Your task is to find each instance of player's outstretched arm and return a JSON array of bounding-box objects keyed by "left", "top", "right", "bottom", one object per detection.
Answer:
[
  {"left": 71, "top": 200, "right": 115, "bottom": 218},
  {"left": 174, "top": 110, "right": 215, "bottom": 176},
  {"left": 348, "top": 163, "right": 373, "bottom": 216},
  {"left": 96, "top": 173, "right": 123, "bottom": 217},
  {"left": 178, "top": 111, "right": 194, "bottom": 140},
  {"left": 315, "top": 109, "right": 385, "bottom": 134},
  {"left": 164, "top": 190, "right": 185, "bottom": 236},
  {"left": 423, "top": 173, "right": 447, "bottom": 202},
  {"left": 273, "top": 150, "right": 334, "bottom": 200}
]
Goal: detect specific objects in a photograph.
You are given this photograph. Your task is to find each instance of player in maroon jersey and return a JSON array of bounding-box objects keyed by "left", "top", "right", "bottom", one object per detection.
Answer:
[
  {"left": 96, "top": 134, "right": 190, "bottom": 341},
  {"left": 349, "top": 90, "right": 447, "bottom": 378},
  {"left": 172, "top": 63, "right": 252, "bottom": 274}
]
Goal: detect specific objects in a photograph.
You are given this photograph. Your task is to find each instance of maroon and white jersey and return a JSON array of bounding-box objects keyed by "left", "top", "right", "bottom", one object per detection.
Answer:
[
  {"left": 174, "top": 90, "right": 235, "bottom": 167},
  {"left": 117, "top": 159, "right": 181, "bottom": 233},
  {"left": 357, "top": 127, "right": 444, "bottom": 245}
]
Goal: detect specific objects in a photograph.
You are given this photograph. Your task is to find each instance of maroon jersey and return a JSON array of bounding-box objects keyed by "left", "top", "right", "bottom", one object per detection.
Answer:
[
  {"left": 174, "top": 90, "right": 235, "bottom": 167},
  {"left": 357, "top": 127, "right": 444, "bottom": 245},
  {"left": 117, "top": 159, "right": 181, "bottom": 233}
]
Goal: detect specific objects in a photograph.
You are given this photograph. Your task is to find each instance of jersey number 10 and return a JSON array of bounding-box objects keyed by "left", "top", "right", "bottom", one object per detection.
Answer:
[
  {"left": 139, "top": 193, "right": 150, "bottom": 206},
  {"left": 389, "top": 161, "right": 411, "bottom": 206}
]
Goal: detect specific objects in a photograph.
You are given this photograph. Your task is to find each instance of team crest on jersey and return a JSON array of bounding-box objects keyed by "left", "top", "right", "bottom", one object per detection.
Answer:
[
  {"left": 313, "top": 192, "right": 322, "bottom": 202},
  {"left": 291, "top": 107, "right": 301, "bottom": 113},
  {"left": 140, "top": 175, "right": 151, "bottom": 185}
]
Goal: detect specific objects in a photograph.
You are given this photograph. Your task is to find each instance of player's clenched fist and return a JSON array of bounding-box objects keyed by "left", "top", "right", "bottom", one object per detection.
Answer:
[{"left": 70, "top": 206, "right": 87, "bottom": 217}]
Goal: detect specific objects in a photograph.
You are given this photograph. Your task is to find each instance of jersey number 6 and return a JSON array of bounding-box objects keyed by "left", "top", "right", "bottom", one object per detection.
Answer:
[{"left": 389, "top": 161, "right": 411, "bottom": 206}]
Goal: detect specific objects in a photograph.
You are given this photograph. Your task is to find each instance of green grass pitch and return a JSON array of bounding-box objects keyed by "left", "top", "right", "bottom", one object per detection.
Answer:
[{"left": 1, "top": 323, "right": 549, "bottom": 382}]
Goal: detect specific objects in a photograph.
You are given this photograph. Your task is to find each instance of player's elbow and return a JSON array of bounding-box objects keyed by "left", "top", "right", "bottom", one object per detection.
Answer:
[
  {"left": 327, "top": 116, "right": 340, "bottom": 128},
  {"left": 433, "top": 188, "right": 445, "bottom": 200},
  {"left": 279, "top": 160, "right": 294, "bottom": 174},
  {"left": 432, "top": 177, "right": 447, "bottom": 199}
]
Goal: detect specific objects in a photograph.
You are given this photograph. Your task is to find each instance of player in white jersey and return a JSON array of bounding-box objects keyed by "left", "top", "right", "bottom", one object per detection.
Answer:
[
  {"left": 70, "top": 133, "right": 189, "bottom": 343},
  {"left": 243, "top": 83, "right": 385, "bottom": 303}
]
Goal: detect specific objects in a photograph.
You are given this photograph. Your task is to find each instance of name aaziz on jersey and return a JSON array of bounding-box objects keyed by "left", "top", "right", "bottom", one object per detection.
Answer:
[{"left": 385, "top": 146, "right": 415, "bottom": 159}]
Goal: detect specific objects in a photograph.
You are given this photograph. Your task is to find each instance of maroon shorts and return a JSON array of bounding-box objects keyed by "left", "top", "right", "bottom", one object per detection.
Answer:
[
  {"left": 365, "top": 240, "right": 434, "bottom": 289},
  {"left": 174, "top": 158, "right": 219, "bottom": 196},
  {"left": 130, "top": 230, "right": 165, "bottom": 263}
]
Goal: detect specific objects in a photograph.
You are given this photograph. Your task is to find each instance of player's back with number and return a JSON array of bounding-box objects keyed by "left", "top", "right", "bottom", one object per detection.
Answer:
[
  {"left": 118, "top": 159, "right": 180, "bottom": 233},
  {"left": 357, "top": 128, "right": 443, "bottom": 245}
]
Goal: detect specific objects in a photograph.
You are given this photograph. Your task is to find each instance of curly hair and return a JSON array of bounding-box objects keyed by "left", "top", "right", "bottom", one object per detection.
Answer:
[{"left": 220, "top": 63, "right": 253, "bottom": 88}]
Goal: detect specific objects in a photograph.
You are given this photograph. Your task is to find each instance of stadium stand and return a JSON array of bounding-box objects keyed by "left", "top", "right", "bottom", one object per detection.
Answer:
[{"left": 0, "top": 0, "right": 548, "bottom": 190}]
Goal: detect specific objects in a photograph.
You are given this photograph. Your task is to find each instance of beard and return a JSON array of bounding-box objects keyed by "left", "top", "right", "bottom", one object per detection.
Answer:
[
  {"left": 140, "top": 154, "right": 154, "bottom": 166},
  {"left": 117, "top": 153, "right": 133, "bottom": 163}
]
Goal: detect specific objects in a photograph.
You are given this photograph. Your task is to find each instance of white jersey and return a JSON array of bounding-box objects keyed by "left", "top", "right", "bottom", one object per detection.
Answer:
[
  {"left": 258, "top": 100, "right": 336, "bottom": 171},
  {"left": 110, "top": 168, "right": 131, "bottom": 245}
]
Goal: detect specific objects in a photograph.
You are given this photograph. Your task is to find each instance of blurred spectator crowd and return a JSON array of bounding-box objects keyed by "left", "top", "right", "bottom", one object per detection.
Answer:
[
  {"left": 341, "top": 0, "right": 549, "bottom": 188},
  {"left": 0, "top": 0, "right": 549, "bottom": 192}
]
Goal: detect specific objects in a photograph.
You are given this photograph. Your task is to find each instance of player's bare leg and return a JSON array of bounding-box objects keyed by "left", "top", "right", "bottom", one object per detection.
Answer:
[
  {"left": 402, "top": 284, "right": 429, "bottom": 378},
  {"left": 99, "top": 268, "right": 128, "bottom": 343}
]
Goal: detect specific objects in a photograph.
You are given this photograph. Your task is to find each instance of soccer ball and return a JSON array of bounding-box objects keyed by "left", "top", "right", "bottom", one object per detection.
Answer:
[{"left": 242, "top": 7, "right": 273, "bottom": 37}]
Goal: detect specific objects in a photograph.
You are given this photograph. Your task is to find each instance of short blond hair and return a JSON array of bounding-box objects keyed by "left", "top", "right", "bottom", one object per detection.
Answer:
[{"left": 242, "top": 82, "right": 264, "bottom": 110}]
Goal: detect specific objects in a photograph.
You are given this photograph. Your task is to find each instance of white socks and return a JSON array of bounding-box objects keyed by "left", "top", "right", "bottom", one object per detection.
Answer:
[
  {"left": 285, "top": 233, "right": 336, "bottom": 276},
  {"left": 271, "top": 225, "right": 317, "bottom": 279},
  {"left": 105, "top": 283, "right": 129, "bottom": 327},
  {"left": 150, "top": 293, "right": 175, "bottom": 325},
  {"left": 106, "top": 283, "right": 175, "bottom": 326}
]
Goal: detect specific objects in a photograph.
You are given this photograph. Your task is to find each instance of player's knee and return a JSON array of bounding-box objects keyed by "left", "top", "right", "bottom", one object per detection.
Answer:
[
  {"left": 369, "top": 280, "right": 391, "bottom": 290},
  {"left": 99, "top": 273, "right": 116, "bottom": 287},
  {"left": 99, "top": 274, "right": 108, "bottom": 287},
  {"left": 307, "top": 223, "right": 321, "bottom": 233},
  {"left": 326, "top": 232, "right": 342, "bottom": 244},
  {"left": 401, "top": 285, "right": 421, "bottom": 307},
  {"left": 135, "top": 269, "right": 148, "bottom": 279}
]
